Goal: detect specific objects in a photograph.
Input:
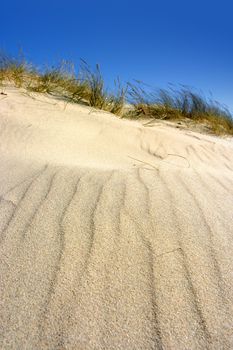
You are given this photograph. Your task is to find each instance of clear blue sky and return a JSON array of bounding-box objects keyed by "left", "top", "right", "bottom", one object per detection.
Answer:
[{"left": 1, "top": 0, "right": 233, "bottom": 110}]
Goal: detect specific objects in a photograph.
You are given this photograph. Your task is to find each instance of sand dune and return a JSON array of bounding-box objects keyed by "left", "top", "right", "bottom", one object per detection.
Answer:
[{"left": 0, "top": 87, "right": 233, "bottom": 349}]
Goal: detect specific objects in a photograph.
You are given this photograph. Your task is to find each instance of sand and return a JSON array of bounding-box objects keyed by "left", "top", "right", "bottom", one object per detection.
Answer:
[{"left": 0, "top": 86, "right": 233, "bottom": 349}]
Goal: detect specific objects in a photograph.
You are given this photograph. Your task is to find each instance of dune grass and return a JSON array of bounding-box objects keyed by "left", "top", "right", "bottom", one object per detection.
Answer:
[
  {"left": 1, "top": 52, "right": 233, "bottom": 135},
  {"left": 0, "top": 52, "right": 126, "bottom": 116},
  {"left": 0, "top": 52, "right": 35, "bottom": 88},
  {"left": 78, "top": 60, "right": 127, "bottom": 114},
  {"left": 27, "top": 60, "right": 90, "bottom": 104},
  {"left": 125, "top": 82, "right": 233, "bottom": 135}
]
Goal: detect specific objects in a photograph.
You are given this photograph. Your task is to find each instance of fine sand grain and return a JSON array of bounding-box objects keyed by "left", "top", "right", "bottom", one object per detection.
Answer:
[{"left": 0, "top": 87, "right": 233, "bottom": 349}]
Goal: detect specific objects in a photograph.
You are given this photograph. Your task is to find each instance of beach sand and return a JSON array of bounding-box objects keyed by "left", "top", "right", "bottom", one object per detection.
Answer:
[{"left": 0, "top": 87, "right": 233, "bottom": 349}]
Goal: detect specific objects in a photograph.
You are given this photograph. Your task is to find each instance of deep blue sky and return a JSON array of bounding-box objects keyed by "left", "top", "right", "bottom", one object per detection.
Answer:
[{"left": 1, "top": 0, "right": 233, "bottom": 110}]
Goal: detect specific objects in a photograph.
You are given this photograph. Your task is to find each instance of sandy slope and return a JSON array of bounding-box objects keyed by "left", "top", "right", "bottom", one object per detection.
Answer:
[{"left": 0, "top": 87, "right": 233, "bottom": 349}]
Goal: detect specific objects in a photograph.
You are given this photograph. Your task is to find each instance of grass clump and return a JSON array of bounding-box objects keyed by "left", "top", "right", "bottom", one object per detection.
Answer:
[
  {"left": 27, "top": 61, "right": 90, "bottom": 103},
  {"left": 125, "top": 82, "right": 233, "bottom": 135},
  {"left": 0, "top": 52, "right": 126, "bottom": 116},
  {"left": 79, "top": 61, "right": 127, "bottom": 115},
  {"left": 0, "top": 51, "right": 232, "bottom": 135},
  {"left": 0, "top": 51, "right": 34, "bottom": 88}
]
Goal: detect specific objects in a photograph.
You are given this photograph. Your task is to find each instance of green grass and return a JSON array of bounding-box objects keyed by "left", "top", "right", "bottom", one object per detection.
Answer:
[{"left": 1, "top": 51, "right": 233, "bottom": 135}]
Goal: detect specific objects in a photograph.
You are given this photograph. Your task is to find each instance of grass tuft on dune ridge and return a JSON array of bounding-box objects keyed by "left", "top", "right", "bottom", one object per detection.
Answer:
[
  {"left": 0, "top": 52, "right": 126, "bottom": 116},
  {"left": 125, "top": 82, "right": 233, "bottom": 135},
  {"left": 0, "top": 52, "right": 35, "bottom": 88},
  {"left": 79, "top": 60, "right": 127, "bottom": 115},
  {"left": 0, "top": 52, "right": 233, "bottom": 135}
]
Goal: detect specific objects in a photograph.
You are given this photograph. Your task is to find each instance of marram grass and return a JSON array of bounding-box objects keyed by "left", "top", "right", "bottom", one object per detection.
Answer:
[{"left": 0, "top": 52, "right": 232, "bottom": 135}]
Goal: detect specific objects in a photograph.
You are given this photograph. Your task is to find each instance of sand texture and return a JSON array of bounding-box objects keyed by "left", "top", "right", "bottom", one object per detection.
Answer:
[{"left": 0, "top": 87, "right": 233, "bottom": 349}]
